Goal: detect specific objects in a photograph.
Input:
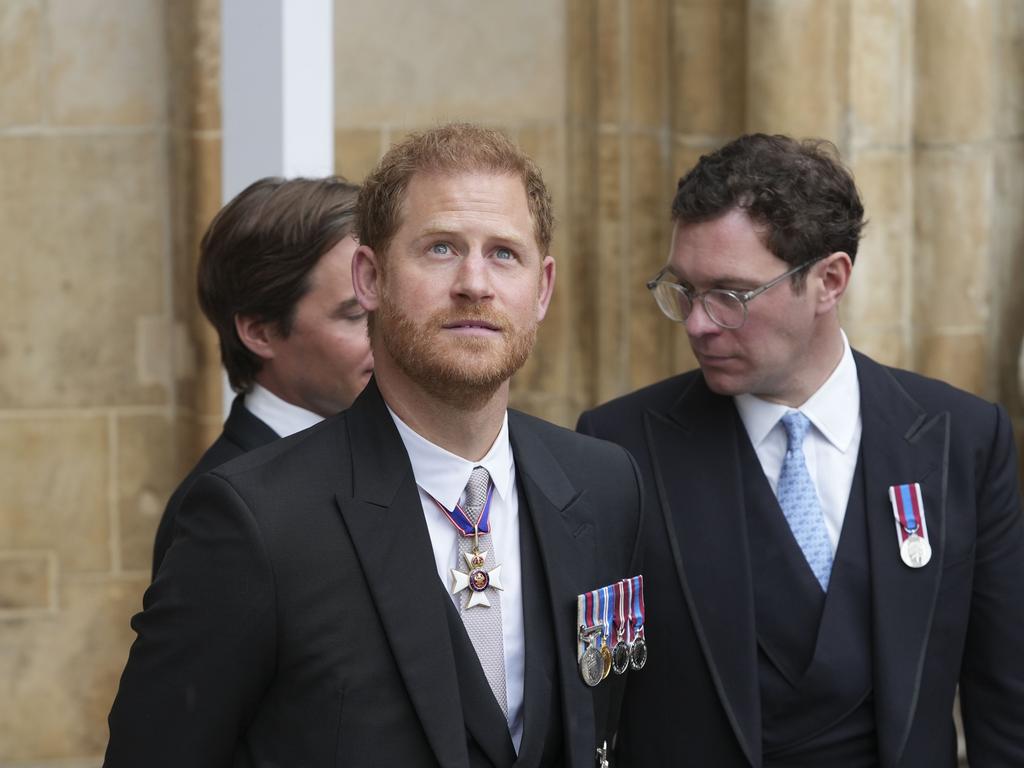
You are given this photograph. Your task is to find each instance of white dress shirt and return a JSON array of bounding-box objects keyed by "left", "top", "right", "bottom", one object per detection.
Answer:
[
  {"left": 244, "top": 383, "right": 323, "bottom": 438},
  {"left": 387, "top": 406, "right": 525, "bottom": 752},
  {"left": 734, "top": 332, "right": 862, "bottom": 552}
]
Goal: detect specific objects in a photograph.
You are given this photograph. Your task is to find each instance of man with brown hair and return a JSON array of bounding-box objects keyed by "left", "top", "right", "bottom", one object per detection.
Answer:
[
  {"left": 106, "top": 124, "right": 642, "bottom": 767},
  {"left": 151, "top": 176, "right": 374, "bottom": 577},
  {"left": 578, "top": 134, "right": 1024, "bottom": 766}
]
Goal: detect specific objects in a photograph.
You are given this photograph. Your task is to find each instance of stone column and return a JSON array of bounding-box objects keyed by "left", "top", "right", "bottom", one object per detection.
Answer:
[
  {"left": 843, "top": 0, "right": 914, "bottom": 367},
  {"left": 568, "top": 0, "right": 677, "bottom": 406},
  {"left": 668, "top": 0, "right": 746, "bottom": 372},
  {"left": 913, "top": 0, "right": 996, "bottom": 396}
]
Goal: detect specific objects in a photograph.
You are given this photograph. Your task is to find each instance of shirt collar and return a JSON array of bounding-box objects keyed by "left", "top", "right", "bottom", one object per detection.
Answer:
[
  {"left": 386, "top": 405, "right": 514, "bottom": 512},
  {"left": 735, "top": 330, "right": 860, "bottom": 452},
  {"left": 244, "top": 383, "right": 323, "bottom": 437}
]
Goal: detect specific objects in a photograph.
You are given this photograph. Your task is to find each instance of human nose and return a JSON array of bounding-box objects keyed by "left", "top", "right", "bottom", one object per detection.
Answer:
[
  {"left": 452, "top": 252, "right": 494, "bottom": 302},
  {"left": 684, "top": 295, "right": 720, "bottom": 337}
]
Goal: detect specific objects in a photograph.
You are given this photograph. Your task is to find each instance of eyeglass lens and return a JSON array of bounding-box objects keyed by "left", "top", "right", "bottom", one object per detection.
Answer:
[{"left": 651, "top": 284, "right": 746, "bottom": 329}]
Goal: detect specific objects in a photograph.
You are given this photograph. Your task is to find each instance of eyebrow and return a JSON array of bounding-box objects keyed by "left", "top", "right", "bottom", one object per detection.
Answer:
[
  {"left": 668, "top": 266, "right": 756, "bottom": 288},
  {"left": 416, "top": 226, "right": 530, "bottom": 249}
]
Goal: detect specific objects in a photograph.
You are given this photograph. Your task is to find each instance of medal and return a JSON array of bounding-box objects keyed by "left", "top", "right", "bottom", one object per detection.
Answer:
[
  {"left": 579, "top": 643, "right": 604, "bottom": 687},
  {"left": 577, "top": 576, "right": 648, "bottom": 684},
  {"left": 434, "top": 485, "right": 504, "bottom": 608},
  {"left": 900, "top": 533, "right": 932, "bottom": 568},
  {"left": 611, "top": 579, "right": 631, "bottom": 675},
  {"left": 577, "top": 592, "right": 604, "bottom": 687},
  {"left": 888, "top": 483, "right": 932, "bottom": 569},
  {"left": 451, "top": 549, "right": 504, "bottom": 608},
  {"left": 628, "top": 575, "right": 647, "bottom": 671},
  {"left": 577, "top": 612, "right": 604, "bottom": 688}
]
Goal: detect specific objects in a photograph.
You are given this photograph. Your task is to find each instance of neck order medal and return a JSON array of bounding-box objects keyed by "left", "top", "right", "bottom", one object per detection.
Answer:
[{"left": 436, "top": 484, "right": 503, "bottom": 609}]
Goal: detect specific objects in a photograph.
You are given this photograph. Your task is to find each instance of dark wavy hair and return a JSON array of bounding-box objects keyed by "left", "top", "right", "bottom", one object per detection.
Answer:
[
  {"left": 197, "top": 176, "right": 360, "bottom": 392},
  {"left": 671, "top": 134, "right": 865, "bottom": 286}
]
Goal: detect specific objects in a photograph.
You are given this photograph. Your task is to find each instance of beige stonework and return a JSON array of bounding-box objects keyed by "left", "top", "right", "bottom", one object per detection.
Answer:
[
  {"left": 47, "top": 0, "right": 166, "bottom": 127},
  {"left": 0, "top": 551, "right": 55, "bottom": 613},
  {"left": 848, "top": 0, "right": 913, "bottom": 147},
  {"left": 0, "top": 576, "right": 145, "bottom": 761},
  {"left": 915, "top": 0, "right": 995, "bottom": 144},
  {"left": 843, "top": 149, "right": 912, "bottom": 340},
  {"left": 0, "top": 134, "right": 170, "bottom": 409},
  {"left": 746, "top": 0, "right": 850, "bottom": 140},
  {"left": 1, "top": 1, "right": 1021, "bottom": 764},
  {"left": 334, "top": 127, "right": 383, "bottom": 182},
  {"left": 628, "top": 0, "right": 669, "bottom": 128},
  {"left": 669, "top": 0, "right": 746, "bottom": 138},
  {"left": 332, "top": 0, "right": 565, "bottom": 128},
  {"left": 0, "top": 0, "right": 43, "bottom": 127},
  {"left": 0, "top": 416, "right": 111, "bottom": 574},
  {"left": 117, "top": 413, "right": 176, "bottom": 573},
  {"left": 913, "top": 147, "right": 993, "bottom": 332},
  {"left": 994, "top": 0, "right": 1024, "bottom": 140},
  {"left": 918, "top": 333, "right": 989, "bottom": 396}
]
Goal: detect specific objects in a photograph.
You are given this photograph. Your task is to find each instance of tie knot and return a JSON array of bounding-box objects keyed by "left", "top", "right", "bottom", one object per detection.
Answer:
[
  {"left": 463, "top": 466, "right": 492, "bottom": 514},
  {"left": 781, "top": 411, "right": 811, "bottom": 449}
]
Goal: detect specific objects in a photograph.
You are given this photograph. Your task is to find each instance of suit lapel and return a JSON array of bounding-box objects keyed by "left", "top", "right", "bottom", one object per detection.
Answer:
[
  {"left": 856, "top": 354, "right": 948, "bottom": 768},
  {"left": 443, "top": 596, "right": 517, "bottom": 768},
  {"left": 222, "top": 394, "right": 279, "bottom": 449},
  {"left": 335, "top": 381, "right": 470, "bottom": 768},
  {"left": 644, "top": 376, "right": 761, "bottom": 768},
  {"left": 516, "top": 479, "right": 558, "bottom": 767},
  {"left": 509, "top": 414, "right": 597, "bottom": 768}
]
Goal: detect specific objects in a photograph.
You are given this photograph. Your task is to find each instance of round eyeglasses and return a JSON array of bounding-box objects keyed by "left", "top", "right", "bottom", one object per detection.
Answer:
[{"left": 645, "top": 256, "right": 826, "bottom": 330}]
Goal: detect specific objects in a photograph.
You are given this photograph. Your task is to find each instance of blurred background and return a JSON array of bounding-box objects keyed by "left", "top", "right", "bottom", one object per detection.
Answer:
[{"left": 1, "top": 0, "right": 1021, "bottom": 763}]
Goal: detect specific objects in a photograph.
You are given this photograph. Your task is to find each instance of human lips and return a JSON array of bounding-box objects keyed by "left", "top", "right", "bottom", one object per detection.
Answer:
[
  {"left": 694, "top": 350, "right": 735, "bottom": 367},
  {"left": 441, "top": 319, "right": 502, "bottom": 335}
]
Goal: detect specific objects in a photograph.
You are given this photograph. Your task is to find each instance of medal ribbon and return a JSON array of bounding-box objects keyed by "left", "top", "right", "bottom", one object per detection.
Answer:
[
  {"left": 600, "top": 585, "right": 613, "bottom": 649},
  {"left": 889, "top": 483, "right": 927, "bottom": 543},
  {"left": 577, "top": 588, "right": 601, "bottom": 659},
  {"left": 577, "top": 593, "right": 587, "bottom": 659},
  {"left": 629, "top": 575, "right": 645, "bottom": 635},
  {"left": 613, "top": 579, "right": 627, "bottom": 646},
  {"left": 429, "top": 484, "right": 494, "bottom": 537},
  {"left": 624, "top": 577, "right": 634, "bottom": 643}
]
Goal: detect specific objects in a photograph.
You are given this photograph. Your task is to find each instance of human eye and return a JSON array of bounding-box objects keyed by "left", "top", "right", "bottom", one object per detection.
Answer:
[
  {"left": 429, "top": 242, "right": 451, "bottom": 256},
  {"left": 493, "top": 246, "right": 516, "bottom": 261},
  {"left": 675, "top": 281, "right": 695, "bottom": 296},
  {"left": 344, "top": 310, "right": 367, "bottom": 323}
]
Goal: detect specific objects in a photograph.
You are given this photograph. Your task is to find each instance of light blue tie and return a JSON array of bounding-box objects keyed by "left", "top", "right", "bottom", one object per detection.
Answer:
[{"left": 777, "top": 412, "right": 833, "bottom": 591}]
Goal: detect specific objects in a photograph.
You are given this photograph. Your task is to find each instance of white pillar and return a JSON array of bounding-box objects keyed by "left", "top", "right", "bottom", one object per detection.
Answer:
[{"left": 220, "top": 0, "right": 334, "bottom": 413}]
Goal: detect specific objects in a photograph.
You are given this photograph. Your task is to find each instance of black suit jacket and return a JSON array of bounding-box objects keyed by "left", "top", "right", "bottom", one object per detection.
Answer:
[
  {"left": 107, "top": 379, "right": 643, "bottom": 768},
  {"left": 578, "top": 352, "right": 1024, "bottom": 768},
  {"left": 151, "top": 394, "right": 278, "bottom": 579}
]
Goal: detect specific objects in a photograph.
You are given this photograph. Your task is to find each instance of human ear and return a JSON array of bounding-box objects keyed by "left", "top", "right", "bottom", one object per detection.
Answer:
[
  {"left": 234, "top": 315, "right": 276, "bottom": 361},
  {"left": 815, "top": 252, "right": 852, "bottom": 314},
  {"left": 535, "top": 255, "right": 556, "bottom": 322},
  {"left": 351, "top": 244, "right": 382, "bottom": 312}
]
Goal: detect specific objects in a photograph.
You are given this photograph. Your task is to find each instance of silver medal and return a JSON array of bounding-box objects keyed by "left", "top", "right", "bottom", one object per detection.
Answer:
[
  {"left": 612, "top": 641, "right": 631, "bottom": 675},
  {"left": 579, "top": 645, "right": 603, "bottom": 687},
  {"left": 630, "top": 636, "right": 648, "bottom": 670},
  {"left": 900, "top": 532, "right": 932, "bottom": 568}
]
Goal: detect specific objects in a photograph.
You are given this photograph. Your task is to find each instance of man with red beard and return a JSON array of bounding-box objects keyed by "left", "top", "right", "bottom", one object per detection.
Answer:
[{"left": 105, "top": 123, "right": 643, "bottom": 768}]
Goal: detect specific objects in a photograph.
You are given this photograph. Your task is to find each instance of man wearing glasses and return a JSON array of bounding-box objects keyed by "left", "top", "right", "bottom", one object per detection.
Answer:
[{"left": 578, "top": 134, "right": 1024, "bottom": 767}]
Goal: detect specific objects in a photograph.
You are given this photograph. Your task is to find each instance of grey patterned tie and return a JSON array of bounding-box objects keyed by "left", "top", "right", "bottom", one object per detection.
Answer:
[{"left": 455, "top": 466, "right": 508, "bottom": 717}]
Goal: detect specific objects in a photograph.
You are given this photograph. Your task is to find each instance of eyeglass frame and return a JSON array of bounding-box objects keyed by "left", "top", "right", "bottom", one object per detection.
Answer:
[{"left": 645, "top": 254, "right": 828, "bottom": 329}]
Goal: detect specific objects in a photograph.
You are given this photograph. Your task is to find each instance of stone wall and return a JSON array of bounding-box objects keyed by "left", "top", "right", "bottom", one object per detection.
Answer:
[
  {"left": 1, "top": 0, "right": 1020, "bottom": 764},
  {"left": 0, "top": 0, "right": 219, "bottom": 763}
]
